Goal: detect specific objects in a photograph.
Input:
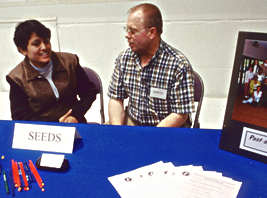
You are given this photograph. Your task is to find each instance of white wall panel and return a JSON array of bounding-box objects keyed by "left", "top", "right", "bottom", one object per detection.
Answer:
[
  {"left": 57, "top": 22, "right": 127, "bottom": 94},
  {"left": 163, "top": 19, "right": 267, "bottom": 97},
  {"left": 0, "top": 0, "right": 266, "bottom": 128},
  {"left": 158, "top": 0, "right": 267, "bottom": 20}
]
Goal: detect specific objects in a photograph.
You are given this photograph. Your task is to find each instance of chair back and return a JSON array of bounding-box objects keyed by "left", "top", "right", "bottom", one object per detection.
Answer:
[
  {"left": 192, "top": 70, "right": 204, "bottom": 128},
  {"left": 83, "top": 67, "right": 105, "bottom": 124}
]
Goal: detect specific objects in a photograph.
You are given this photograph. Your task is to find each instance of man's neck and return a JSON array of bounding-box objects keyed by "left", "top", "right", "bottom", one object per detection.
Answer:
[{"left": 140, "top": 38, "right": 161, "bottom": 67}]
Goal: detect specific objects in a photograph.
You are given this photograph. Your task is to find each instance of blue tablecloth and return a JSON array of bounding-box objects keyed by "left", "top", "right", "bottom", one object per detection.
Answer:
[{"left": 0, "top": 120, "right": 266, "bottom": 198}]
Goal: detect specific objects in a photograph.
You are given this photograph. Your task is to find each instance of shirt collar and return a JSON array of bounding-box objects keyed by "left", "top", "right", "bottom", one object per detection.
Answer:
[
  {"left": 24, "top": 52, "right": 65, "bottom": 81},
  {"left": 152, "top": 39, "right": 164, "bottom": 60},
  {"left": 30, "top": 60, "right": 53, "bottom": 74},
  {"left": 131, "top": 39, "right": 164, "bottom": 57}
]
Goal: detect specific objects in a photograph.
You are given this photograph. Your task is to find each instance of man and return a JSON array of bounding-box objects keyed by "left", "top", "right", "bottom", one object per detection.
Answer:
[{"left": 108, "top": 3, "right": 195, "bottom": 127}]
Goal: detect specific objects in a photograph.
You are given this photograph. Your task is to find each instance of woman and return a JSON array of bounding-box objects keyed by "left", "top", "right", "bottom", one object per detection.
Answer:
[
  {"left": 249, "top": 75, "right": 261, "bottom": 96},
  {"left": 6, "top": 20, "right": 97, "bottom": 123}
]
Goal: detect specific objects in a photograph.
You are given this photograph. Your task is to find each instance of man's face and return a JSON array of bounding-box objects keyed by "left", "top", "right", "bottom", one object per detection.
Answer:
[
  {"left": 125, "top": 10, "right": 150, "bottom": 54},
  {"left": 20, "top": 33, "right": 52, "bottom": 68}
]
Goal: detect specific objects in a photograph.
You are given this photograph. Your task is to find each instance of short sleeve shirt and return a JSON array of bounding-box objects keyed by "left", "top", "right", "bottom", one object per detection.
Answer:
[{"left": 108, "top": 40, "right": 195, "bottom": 126}]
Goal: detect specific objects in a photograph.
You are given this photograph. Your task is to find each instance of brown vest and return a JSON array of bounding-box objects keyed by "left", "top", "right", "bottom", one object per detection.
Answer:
[{"left": 7, "top": 52, "right": 79, "bottom": 122}]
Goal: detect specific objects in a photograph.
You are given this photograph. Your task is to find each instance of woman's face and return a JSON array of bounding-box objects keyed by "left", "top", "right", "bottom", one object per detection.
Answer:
[{"left": 20, "top": 33, "right": 51, "bottom": 68}]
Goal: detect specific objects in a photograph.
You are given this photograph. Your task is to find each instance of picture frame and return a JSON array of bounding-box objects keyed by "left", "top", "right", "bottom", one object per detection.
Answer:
[{"left": 219, "top": 31, "right": 267, "bottom": 163}]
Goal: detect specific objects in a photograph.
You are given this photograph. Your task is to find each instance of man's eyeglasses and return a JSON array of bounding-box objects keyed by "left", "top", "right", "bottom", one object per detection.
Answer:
[{"left": 123, "top": 26, "right": 148, "bottom": 35}]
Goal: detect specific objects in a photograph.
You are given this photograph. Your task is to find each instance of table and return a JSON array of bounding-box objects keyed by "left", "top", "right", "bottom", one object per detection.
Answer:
[{"left": 0, "top": 120, "right": 266, "bottom": 198}]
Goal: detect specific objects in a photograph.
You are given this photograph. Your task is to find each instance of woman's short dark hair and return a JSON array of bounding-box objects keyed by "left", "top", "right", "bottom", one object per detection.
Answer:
[{"left": 14, "top": 19, "right": 51, "bottom": 50}]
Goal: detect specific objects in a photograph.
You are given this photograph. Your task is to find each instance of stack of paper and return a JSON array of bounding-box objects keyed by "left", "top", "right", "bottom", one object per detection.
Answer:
[{"left": 108, "top": 161, "right": 242, "bottom": 198}]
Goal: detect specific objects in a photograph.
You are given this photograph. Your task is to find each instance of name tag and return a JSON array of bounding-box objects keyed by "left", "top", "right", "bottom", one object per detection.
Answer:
[
  {"left": 150, "top": 87, "right": 167, "bottom": 100},
  {"left": 12, "top": 123, "right": 76, "bottom": 154}
]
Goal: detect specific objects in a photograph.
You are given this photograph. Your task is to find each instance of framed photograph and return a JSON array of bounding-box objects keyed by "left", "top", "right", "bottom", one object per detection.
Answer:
[{"left": 219, "top": 31, "right": 267, "bottom": 163}]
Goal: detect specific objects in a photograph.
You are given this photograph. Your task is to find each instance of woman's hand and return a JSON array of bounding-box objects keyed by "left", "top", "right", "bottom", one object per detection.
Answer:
[{"left": 59, "top": 109, "right": 78, "bottom": 123}]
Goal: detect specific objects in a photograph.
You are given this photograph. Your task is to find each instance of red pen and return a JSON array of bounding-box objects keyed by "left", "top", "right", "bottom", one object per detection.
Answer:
[
  {"left": 13, "top": 161, "right": 22, "bottom": 192},
  {"left": 18, "top": 162, "right": 29, "bottom": 191},
  {"left": 28, "top": 160, "right": 45, "bottom": 191},
  {"left": 11, "top": 160, "right": 17, "bottom": 187}
]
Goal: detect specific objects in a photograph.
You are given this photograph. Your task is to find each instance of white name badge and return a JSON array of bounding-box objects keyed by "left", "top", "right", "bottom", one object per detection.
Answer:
[
  {"left": 239, "top": 127, "right": 267, "bottom": 157},
  {"left": 150, "top": 87, "right": 167, "bottom": 100},
  {"left": 12, "top": 123, "right": 76, "bottom": 154}
]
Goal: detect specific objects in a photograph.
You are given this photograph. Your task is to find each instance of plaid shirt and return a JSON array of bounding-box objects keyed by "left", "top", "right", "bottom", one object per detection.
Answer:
[{"left": 108, "top": 40, "right": 195, "bottom": 126}]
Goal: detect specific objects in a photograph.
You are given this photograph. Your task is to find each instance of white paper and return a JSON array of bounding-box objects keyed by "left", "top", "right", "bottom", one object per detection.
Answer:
[
  {"left": 108, "top": 162, "right": 242, "bottom": 198},
  {"left": 40, "top": 153, "right": 65, "bottom": 168},
  {"left": 108, "top": 161, "right": 164, "bottom": 198}
]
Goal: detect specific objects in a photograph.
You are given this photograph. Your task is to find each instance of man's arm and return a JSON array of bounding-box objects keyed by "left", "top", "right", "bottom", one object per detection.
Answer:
[
  {"left": 157, "top": 113, "right": 188, "bottom": 127},
  {"left": 108, "top": 98, "right": 125, "bottom": 125}
]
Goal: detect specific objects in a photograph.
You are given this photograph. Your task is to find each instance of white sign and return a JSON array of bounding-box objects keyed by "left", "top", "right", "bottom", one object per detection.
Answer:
[
  {"left": 40, "top": 153, "right": 65, "bottom": 168},
  {"left": 12, "top": 123, "right": 76, "bottom": 154},
  {"left": 240, "top": 127, "right": 267, "bottom": 157}
]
